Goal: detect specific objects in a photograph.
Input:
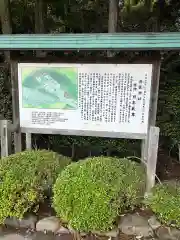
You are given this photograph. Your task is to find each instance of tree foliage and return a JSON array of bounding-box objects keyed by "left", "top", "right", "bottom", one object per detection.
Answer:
[{"left": 157, "top": 53, "right": 180, "bottom": 147}]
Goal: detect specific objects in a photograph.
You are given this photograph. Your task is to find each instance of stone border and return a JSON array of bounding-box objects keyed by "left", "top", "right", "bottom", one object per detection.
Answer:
[{"left": 4, "top": 213, "right": 180, "bottom": 240}]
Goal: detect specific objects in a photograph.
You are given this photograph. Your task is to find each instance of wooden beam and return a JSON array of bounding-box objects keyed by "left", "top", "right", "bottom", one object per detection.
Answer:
[
  {"left": 21, "top": 127, "right": 147, "bottom": 140},
  {"left": 0, "top": 33, "right": 180, "bottom": 50}
]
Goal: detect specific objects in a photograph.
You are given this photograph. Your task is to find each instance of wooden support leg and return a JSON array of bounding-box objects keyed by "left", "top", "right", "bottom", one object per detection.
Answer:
[
  {"left": 146, "top": 126, "right": 160, "bottom": 193},
  {"left": 141, "top": 137, "right": 149, "bottom": 163},
  {"left": 26, "top": 133, "right": 32, "bottom": 150},
  {"left": 0, "top": 120, "right": 11, "bottom": 157}
]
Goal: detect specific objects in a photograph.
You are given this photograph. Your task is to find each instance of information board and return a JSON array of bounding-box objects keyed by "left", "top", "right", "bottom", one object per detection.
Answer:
[{"left": 18, "top": 63, "right": 153, "bottom": 137}]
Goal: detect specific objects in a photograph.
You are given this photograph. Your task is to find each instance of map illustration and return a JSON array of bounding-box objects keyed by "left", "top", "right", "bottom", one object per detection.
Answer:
[{"left": 21, "top": 67, "right": 78, "bottom": 110}]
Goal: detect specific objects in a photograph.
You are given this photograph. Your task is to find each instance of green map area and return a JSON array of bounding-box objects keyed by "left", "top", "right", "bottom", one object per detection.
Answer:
[{"left": 21, "top": 67, "right": 78, "bottom": 110}]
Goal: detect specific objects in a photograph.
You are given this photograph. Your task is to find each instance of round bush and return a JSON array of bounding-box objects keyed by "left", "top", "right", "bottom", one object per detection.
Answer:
[
  {"left": 0, "top": 149, "right": 71, "bottom": 223},
  {"left": 145, "top": 182, "right": 180, "bottom": 228},
  {"left": 53, "top": 156, "right": 145, "bottom": 232}
]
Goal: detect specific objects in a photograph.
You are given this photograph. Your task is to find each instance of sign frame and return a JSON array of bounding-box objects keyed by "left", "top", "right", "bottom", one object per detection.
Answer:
[{"left": 17, "top": 62, "right": 153, "bottom": 140}]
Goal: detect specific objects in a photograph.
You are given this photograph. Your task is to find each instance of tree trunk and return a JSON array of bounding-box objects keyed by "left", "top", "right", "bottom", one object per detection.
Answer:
[
  {"left": 107, "top": 0, "right": 119, "bottom": 57},
  {"left": 0, "top": 0, "right": 12, "bottom": 62},
  {"left": 35, "top": 0, "right": 45, "bottom": 34},
  {"left": 108, "top": 0, "right": 118, "bottom": 33},
  {"left": 35, "top": 0, "right": 46, "bottom": 57}
]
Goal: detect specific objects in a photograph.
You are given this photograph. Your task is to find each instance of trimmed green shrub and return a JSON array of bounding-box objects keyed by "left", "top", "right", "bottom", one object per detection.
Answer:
[
  {"left": 145, "top": 182, "right": 180, "bottom": 228},
  {"left": 53, "top": 156, "right": 145, "bottom": 232},
  {"left": 0, "top": 149, "right": 71, "bottom": 224}
]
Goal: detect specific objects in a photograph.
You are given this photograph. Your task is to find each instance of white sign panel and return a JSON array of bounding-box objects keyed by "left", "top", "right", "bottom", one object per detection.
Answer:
[{"left": 18, "top": 63, "right": 153, "bottom": 137}]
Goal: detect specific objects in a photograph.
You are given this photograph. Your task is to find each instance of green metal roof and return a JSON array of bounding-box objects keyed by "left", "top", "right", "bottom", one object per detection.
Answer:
[{"left": 0, "top": 32, "right": 180, "bottom": 50}]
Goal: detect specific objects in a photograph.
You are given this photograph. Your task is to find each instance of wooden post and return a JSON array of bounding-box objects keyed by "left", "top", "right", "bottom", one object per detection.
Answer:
[
  {"left": 149, "top": 59, "right": 161, "bottom": 126},
  {"left": 71, "top": 143, "right": 75, "bottom": 159},
  {"left": 146, "top": 126, "right": 160, "bottom": 193},
  {"left": 141, "top": 137, "right": 148, "bottom": 163},
  {"left": 11, "top": 62, "right": 22, "bottom": 153},
  {"left": 141, "top": 58, "right": 161, "bottom": 163},
  {"left": 26, "top": 133, "right": 32, "bottom": 150},
  {"left": 0, "top": 120, "right": 11, "bottom": 157}
]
